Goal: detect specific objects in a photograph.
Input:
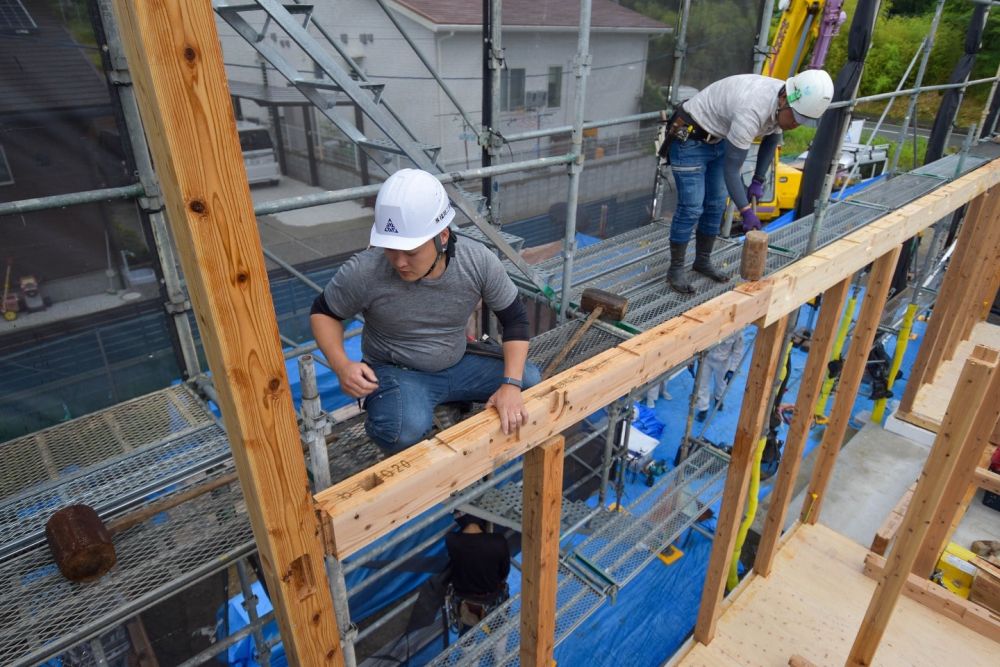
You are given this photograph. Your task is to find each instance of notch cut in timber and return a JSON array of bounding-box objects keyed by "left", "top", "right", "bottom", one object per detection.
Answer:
[{"left": 317, "top": 158, "right": 1000, "bottom": 560}]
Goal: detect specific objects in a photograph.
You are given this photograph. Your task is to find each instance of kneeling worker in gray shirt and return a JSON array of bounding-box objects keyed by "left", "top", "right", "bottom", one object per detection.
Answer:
[{"left": 310, "top": 168, "right": 541, "bottom": 454}]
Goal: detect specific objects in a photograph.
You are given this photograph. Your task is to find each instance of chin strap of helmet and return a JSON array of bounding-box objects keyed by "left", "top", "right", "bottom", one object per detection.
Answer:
[{"left": 417, "top": 232, "right": 457, "bottom": 281}]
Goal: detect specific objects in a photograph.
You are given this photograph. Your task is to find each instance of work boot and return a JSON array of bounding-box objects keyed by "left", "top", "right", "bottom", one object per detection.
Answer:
[
  {"left": 668, "top": 242, "right": 694, "bottom": 294},
  {"left": 692, "top": 233, "right": 730, "bottom": 283},
  {"left": 696, "top": 409, "right": 708, "bottom": 422}
]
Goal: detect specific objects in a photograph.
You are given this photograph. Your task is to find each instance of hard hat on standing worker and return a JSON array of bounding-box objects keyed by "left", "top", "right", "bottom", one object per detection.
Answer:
[
  {"left": 370, "top": 168, "right": 455, "bottom": 250},
  {"left": 785, "top": 69, "right": 834, "bottom": 127}
]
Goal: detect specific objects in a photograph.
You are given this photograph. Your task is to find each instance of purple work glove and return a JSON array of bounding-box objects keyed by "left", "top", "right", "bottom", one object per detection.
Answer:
[
  {"left": 747, "top": 177, "right": 765, "bottom": 203},
  {"left": 741, "top": 207, "right": 761, "bottom": 232}
]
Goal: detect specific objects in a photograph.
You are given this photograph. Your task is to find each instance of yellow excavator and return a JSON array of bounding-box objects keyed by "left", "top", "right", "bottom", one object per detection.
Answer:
[{"left": 753, "top": 0, "right": 847, "bottom": 221}]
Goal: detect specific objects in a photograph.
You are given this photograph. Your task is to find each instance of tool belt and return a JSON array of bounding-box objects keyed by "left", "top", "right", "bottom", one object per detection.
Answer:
[
  {"left": 658, "top": 107, "right": 719, "bottom": 159},
  {"left": 446, "top": 583, "right": 509, "bottom": 629}
]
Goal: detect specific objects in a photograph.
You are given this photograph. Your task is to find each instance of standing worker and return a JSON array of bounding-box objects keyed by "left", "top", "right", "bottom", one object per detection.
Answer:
[
  {"left": 695, "top": 331, "right": 745, "bottom": 422},
  {"left": 660, "top": 70, "right": 834, "bottom": 293},
  {"left": 445, "top": 512, "right": 511, "bottom": 633},
  {"left": 310, "top": 168, "right": 541, "bottom": 454}
]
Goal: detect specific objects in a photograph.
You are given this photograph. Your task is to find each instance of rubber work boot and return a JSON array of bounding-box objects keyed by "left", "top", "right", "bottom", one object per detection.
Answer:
[
  {"left": 692, "top": 233, "right": 730, "bottom": 283},
  {"left": 668, "top": 242, "right": 694, "bottom": 294}
]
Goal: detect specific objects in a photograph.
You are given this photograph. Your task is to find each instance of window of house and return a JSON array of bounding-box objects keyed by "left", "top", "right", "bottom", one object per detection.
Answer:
[
  {"left": 0, "top": 145, "right": 13, "bottom": 186},
  {"left": 501, "top": 68, "right": 525, "bottom": 111},
  {"left": 547, "top": 66, "right": 562, "bottom": 108}
]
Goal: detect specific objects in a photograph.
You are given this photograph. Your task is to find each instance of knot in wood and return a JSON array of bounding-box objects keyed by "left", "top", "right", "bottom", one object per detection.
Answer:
[
  {"left": 188, "top": 199, "right": 206, "bottom": 214},
  {"left": 183, "top": 46, "right": 197, "bottom": 63}
]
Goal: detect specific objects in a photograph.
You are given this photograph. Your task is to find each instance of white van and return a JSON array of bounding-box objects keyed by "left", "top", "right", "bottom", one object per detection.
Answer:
[{"left": 237, "top": 122, "right": 281, "bottom": 186}]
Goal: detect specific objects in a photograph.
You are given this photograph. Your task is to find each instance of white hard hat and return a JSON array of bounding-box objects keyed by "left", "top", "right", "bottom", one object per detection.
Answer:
[
  {"left": 785, "top": 69, "right": 834, "bottom": 127},
  {"left": 370, "top": 168, "right": 455, "bottom": 250}
]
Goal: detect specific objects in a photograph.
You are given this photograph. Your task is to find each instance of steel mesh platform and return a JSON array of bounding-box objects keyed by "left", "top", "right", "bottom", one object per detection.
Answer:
[
  {"left": 429, "top": 446, "right": 729, "bottom": 666},
  {"left": 463, "top": 482, "right": 619, "bottom": 537},
  {"left": 0, "top": 469, "right": 253, "bottom": 667}
]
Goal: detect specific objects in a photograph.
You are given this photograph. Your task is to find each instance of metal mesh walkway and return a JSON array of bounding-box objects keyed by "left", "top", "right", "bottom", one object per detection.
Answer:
[{"left": 429, "top": 445, "right": 729, "bottom": 666}]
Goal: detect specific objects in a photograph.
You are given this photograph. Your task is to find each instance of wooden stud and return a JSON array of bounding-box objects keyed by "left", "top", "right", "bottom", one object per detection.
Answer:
[
  {"left": 694, "top": 315, "right": 789, "bottom": 645},
  {"left": 108, "top": 2, "right": 344, "bottom": 664},
  {"left": 913, "top": 425, "right": 1000, "bottom": 577},
  {"left": 800, "top": 247, "right": 902, "bottom": 525},
  {"left": 900, "top": 187, "right": 1000, "bottom": 414},
  {"left": 846, "top": 346, "right": 1000, "bottom": 666},
  {"left": 755, "top": 277, "right": 851, "bottom": 577},
  {"left": 520, "top": 436, "right": 565, "bottom": 667}
]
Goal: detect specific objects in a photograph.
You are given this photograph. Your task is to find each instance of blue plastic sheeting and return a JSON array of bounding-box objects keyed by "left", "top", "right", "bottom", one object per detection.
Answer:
[
  {"left": 285, "top": 320, "right": 364, "bottom": 414},
  {"left": 633, "top": 402, "right": 665, "bottom": 439},
  {"left": 218, "top": 581, "right": 288, "bottom": 667}
]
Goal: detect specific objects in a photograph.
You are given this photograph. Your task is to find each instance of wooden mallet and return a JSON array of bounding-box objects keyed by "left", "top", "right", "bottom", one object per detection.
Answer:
[
  {"left": 45, "top": 472, "right": 238, "bottom": 582},
  {"left": 740, "top": 229, "right": 769, "bottom": 282},
  {"left": 543, "top": 288, "right": 629, "bottom": 379}
]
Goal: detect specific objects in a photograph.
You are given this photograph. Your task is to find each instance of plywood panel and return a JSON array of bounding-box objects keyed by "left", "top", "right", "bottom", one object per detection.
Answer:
[{"left": 675, "top": 525, "right": 999, "bottom": 667}]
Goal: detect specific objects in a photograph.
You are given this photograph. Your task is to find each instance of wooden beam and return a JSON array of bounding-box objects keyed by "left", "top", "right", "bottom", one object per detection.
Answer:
[
  {"left": 955, "top": 191, "right": 1000, "bottom": 346},
  {"left": 109, "top": 2, "right": 343, "bottom": 665},
  {"left": 900, "top": 187, "right": 1000, "bottom": 413},
  {"left": 317, "top": 158, "right": 1000, "bottom": 559},
  {"left": 847, "top": 346, "right": 1000, "bottom": 666},
  {"left": 863, "top": 552, "right": 1000, "bottom": 643},
  {"left": 975, "top": 466, "right": 1000, "bottom": 495},
  {"left": 694, "top": 315, "right": 789, "bottom": 645},
  {"left": 913, "top": 435, "right": 1000, "bottom": 578},
  {"left": 755, "top": 278, "right": 851, "bottom": 577},
  {"left": 800, "top": 248, "right": 902, "bottom": 525},
  {"left": 520, "top": 436, "right": 565, "bottom": 667}
]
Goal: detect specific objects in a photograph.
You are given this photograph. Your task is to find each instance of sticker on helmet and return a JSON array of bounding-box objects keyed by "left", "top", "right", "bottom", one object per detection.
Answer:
[{"left": 384, "top": 220, "right": 399, "bottom": 233}]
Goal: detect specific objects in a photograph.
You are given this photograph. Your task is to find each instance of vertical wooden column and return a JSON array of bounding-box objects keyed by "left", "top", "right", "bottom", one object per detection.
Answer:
[
  {"left": 110, "top": 2, "right": 343, "bottom": 665},
  {"left": 694, "top": 315, "right": 789, "bottom": 645},
  {"left": 754, "top": 277, "right": 851, "bottom": 577},
  {"left": 846, "top": 345, "right": 1000, "bottom": 667},
  {"left": 912, "top": 411, "right": 1000, "bottom": 577},
  {"left": 520, "top": 436, "right": 565, "bottom": 667},
  {"left": 900, "top": 187, "right": 1000, "bottom": 414},
  {"left": 800, "top": 248, "right": 901, "bottom": 525}
]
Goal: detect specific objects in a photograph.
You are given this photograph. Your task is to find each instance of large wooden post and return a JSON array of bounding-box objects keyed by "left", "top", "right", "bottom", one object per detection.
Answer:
[
  {"left": 846, "top": 345, "right": 1000, "bottom": 666},
  {"left": 109, "top": 2, "right": 343, "bottom": 664},
  {"left": 800, "top": 248, "right": 901, "bottom": 525},
  {"left": 900, "top": 187, "right": 1000, "bottom": 414},
  {"left": 911, "top": 414, "right": 1000, "bottom": 577},
  {"left": 754, "top": 277, "right": 851, "bottom": 577},
  {"left": 520, "top": 436, "right": 565, "bottom": 667},
  {"left": 694, "top": 315, "right": 789, "bottom": 645}
]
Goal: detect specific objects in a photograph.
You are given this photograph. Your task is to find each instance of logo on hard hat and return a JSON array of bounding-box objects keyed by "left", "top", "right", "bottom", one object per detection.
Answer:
[{"left": 384, "top": 220, "right": 399, "bottom": 233}]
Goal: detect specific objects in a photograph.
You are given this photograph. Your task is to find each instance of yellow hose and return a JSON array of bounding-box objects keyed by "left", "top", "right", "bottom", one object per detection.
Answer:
[
  {"left": 727, "top": 340, "right": 793, "bottom": 591},
  {"left": 871, "top": 302, "right": 918, "bottom": 423},
  {"left": 728, "top": 436, "right": 765, "bottom": 591},
  {"left": 815, "top": 293, "right": 857, "bottom": 419}
]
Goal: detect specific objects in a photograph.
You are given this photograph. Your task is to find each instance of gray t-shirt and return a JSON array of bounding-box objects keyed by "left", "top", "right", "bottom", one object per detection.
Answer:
[
  {"left": 322, "top": 238, "right": 518, "bottom": 372},
  {"left": 683, "top": 74, "right": 784, "bottom": 150}
]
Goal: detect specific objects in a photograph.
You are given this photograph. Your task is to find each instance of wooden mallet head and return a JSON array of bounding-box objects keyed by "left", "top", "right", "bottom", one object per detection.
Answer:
[{"left": 580, "top": 288, "right": 629, "bottom": 321}]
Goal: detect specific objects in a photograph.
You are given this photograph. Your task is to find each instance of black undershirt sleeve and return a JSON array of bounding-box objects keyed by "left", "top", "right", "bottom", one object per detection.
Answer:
[
  {"left": 310, "top": 293, "right": 345, "bottom": 320},
  {"left": 725, "top": 146, "right": 751, "bottom": 211},
  {"left": 494, "top": 297, "right": 530, "bottom": 342}
]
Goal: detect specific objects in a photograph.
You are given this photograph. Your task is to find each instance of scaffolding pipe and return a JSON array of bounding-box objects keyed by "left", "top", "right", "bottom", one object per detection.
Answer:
[
  {"left": 502, "top": 111, "right": 660, "bottom": 143},
  {"left": 0, "top": 183, "right": 144, "bottom": 217},
  {"left": 670, "top": 0, "right": 693, "bottom": 105},
  {"left": 299, "top": 355, "right": 358, "bottom": 667},
  {"left": 96, "top": 0, "right": 202, "bottom": 378},
  {"left": 558, "top": 0, "right": 593, "bottom": 321},
  {"left": 752, "top": 0, "right": 779, "bottom": 74},
  {"left": 598, "top": 399, "right": 626, "bottom": 506},
  {"left": 889, "top": 0, "right": 946, "bottom": 175},
  {"left": 252, "top": 154, "right": 574, "bottom": 216},
  {"left": 237, "top": 560, "right": 272, "bottom": 667},
  {"left": 176, "top": 611, "right": 276, "bottom": 667}
]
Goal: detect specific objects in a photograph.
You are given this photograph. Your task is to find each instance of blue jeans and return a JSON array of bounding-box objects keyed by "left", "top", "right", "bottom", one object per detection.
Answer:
[
  {"left": 668, "top": 138, "right": 728, "bottom": 244},
  {"left": 363, "top": 354, "right": 542, "bottom": 454}
]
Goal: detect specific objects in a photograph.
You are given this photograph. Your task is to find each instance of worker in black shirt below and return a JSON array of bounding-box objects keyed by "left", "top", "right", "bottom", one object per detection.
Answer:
[{"left": 445, "top": 512, "right": 510, "bottom": 633}]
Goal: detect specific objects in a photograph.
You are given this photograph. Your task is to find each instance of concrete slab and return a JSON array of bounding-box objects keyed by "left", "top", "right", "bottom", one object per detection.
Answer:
[{"left": 798, "top": 421, "right": 930, "bottom": 548}]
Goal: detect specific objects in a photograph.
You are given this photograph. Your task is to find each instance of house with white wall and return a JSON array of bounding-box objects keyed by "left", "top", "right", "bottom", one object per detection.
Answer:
[{"left": 217, "top": 0, "right": 668, "bottom": 177}]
